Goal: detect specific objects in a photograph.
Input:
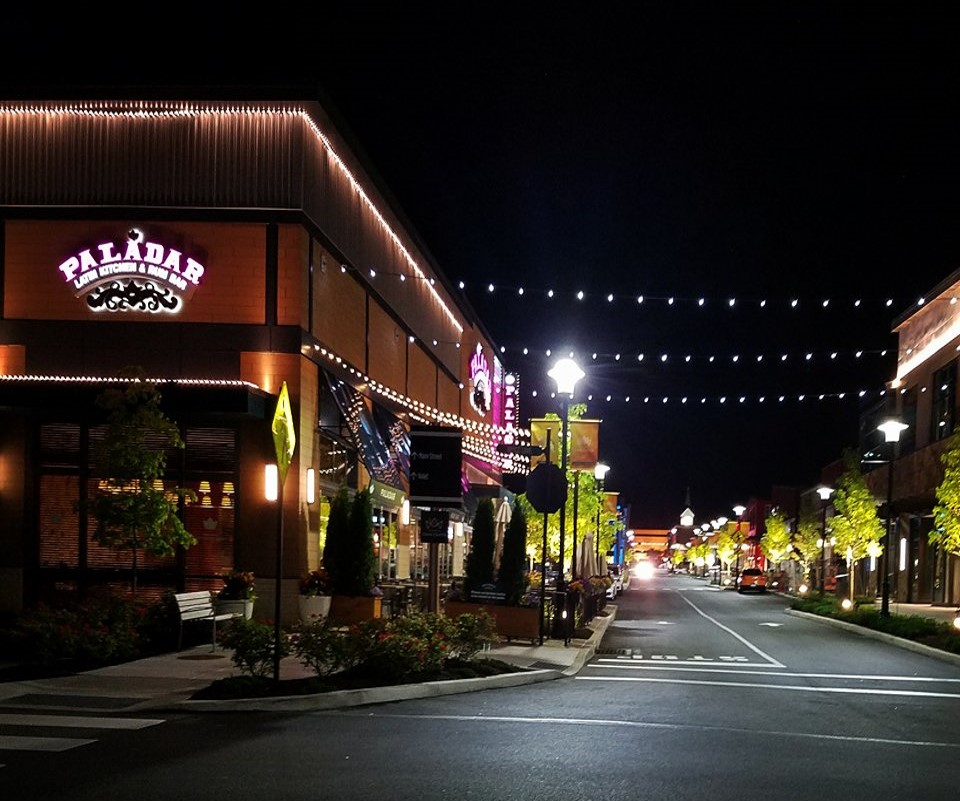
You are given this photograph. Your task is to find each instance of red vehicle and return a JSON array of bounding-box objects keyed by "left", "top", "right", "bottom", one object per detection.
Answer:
[{"left": 736, "top": 568, "right": 767, "bottom": 594}]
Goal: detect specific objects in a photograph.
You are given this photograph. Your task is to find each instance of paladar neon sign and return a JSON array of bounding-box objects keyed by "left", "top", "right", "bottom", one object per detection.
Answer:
[{"left": 58, "top": 228, "right": 205, "bottom": 313}]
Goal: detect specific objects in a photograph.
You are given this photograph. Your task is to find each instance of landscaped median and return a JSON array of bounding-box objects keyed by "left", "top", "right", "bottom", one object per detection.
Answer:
[
  {"left": 182, "top": 609, "right": 560, "bottom": 711},
  {"left": 787, "top": 595, "right": 960, "bottom": 667}
]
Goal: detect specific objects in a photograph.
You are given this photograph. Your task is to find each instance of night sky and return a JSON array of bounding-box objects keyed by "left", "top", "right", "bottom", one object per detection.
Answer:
[{"left": 5, "top": 6, "right": 960, "bottom": 527}]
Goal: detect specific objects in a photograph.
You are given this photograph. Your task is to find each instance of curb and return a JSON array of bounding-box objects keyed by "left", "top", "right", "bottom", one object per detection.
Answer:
[
  {"left": 562, "top": 604, "right": 617, "bottom": 676},
  {"left": 171, "top": 607, "right": 618, "bottom": 713},
  {"left": 785, "top": 609, "right": 960, "bottom": 668},
  {"left": 176, "top": 667, "right": 563, "bottom": 713}
]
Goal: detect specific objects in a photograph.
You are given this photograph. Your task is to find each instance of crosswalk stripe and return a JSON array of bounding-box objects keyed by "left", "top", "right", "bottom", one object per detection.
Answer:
[
  {"left": 0, "top": 735, "right": 97, "bottom": 752},
  {"left": 0, "top": 714, "right": 164, "bottom": 730}
]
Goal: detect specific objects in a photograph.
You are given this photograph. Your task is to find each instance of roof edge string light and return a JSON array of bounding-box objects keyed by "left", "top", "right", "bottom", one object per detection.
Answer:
[{"left": 1, "top": 102, "right": 464, "bottom": 336}]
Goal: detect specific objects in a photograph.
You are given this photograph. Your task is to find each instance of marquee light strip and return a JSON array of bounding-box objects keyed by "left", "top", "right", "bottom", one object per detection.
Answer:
[
  {"left": 0, "top": 374, "right": 258, "bottom": 388},
  {"left": 307, "top": 343, "right": 529, "bottom": 440},
  {"left": 2, "top": 102, "right": 465, "bottom": 335},
  {"left": 461, "top": 281, "right": 950, "bottom": 312}
]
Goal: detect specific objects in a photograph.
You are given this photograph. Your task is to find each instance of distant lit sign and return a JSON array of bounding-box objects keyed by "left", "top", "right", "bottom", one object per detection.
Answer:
[
  {"left": 58, "top": 228, "right": 205, "bottom": 313},
  {"left": 469, "top": 344, "right": 491, "bottom": 415}
]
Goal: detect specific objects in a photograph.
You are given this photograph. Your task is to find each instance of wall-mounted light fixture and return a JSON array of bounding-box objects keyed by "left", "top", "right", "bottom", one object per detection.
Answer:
[
  {"left": 306, "top": 468, "right": 316, "bottom": 504},
  {"left": 265, "top": 464, "right": 278, "bottom": 502}
]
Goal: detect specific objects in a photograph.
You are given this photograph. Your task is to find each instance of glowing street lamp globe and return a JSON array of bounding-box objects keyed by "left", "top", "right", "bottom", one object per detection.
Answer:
[{"left": 548, "top": 358, "right": 585, "bottom": 396}]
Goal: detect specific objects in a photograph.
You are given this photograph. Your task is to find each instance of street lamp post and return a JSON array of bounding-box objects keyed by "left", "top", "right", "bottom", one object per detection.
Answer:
[
  {"left": 548, "top": 357, "right": 584, "bottom": 640},
  {"left": 732, "top": 504, "right": 746, "bottom": 581},
  {"left": 714, "top": 516, "right": 727, "bottom": 584},
  {"left": 594, "top": 462, "right": 610, "bottom": 561},
  {"left": 877, "top": 418, "right": 908, "bottom": 617},
  {"left": 816, "top": 486, "right": 834, "bottom": 594}
]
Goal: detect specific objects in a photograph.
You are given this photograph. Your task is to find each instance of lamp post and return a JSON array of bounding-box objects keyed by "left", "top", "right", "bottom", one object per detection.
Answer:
[
  {"left": 714, "top": 516, "right": 727, "bottom": 584},
  {"left": 877, "top": 418, "right": 908, "bottom": 617},
  {"left": 548, "top": 357, "right": 584, "bottom": 640},
  {"left": 816, "top": 486, "right": 833, "bottom": 594},
  {"left": 732, "top": 504, "right": 746, "bottom": 580},
  {"left": 594, "top": 462, "right": 610, "bottom": 561}
]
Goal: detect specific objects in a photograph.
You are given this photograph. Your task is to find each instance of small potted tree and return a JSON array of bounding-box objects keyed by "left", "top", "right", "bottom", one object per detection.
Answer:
[{"left": 324, "top": 486, "right": 381, "bottom": 624}]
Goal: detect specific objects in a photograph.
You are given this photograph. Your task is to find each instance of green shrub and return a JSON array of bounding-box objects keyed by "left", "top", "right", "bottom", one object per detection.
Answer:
[
  {"left": 448, "top": 610, "right": 497, "bottom": 660},
  {"left": 13, "top": 590, "right": 159, "bottom": 666},
  {"left": 219, "top": 617, "right": 290, "bottom": 678},
  {"left": 290, "top": 617, "right": 356, "bottom": 677},
  {"left": 291, "top": 611, "right": 498, "bottom": 682},
  {"left": 791, "top": 595, "right": 960, "bottom": 654}
]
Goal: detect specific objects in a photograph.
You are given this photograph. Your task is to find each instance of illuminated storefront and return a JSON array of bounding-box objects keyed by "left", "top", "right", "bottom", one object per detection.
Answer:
[{"left": 0, "top": 100, "right": 523, "bottom": 618}]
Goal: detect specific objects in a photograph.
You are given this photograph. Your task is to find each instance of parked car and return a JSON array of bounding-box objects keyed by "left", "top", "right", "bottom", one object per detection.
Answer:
[
  {"left": 736, "top": 567, "right": 767, "bottom": 594},
  {"left": 606, "top": 565, "right": 624, "bottom": 599}
]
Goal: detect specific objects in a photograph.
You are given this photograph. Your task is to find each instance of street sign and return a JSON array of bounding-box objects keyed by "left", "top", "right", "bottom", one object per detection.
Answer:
[
  {"left": 409, "top": 425, "right": 463, "bottom": 507},
  {"left": 525, "top": 462, "right": 567, "bottom": 514},
  {"left": 496, "top": 443, "right": 545, "bottom": 457}
]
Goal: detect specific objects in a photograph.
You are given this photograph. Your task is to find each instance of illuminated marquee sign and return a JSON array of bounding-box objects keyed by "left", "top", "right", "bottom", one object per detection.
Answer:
[
  {"left": 501, "top": 372, "right": 522, "bottom": 474},
  {"left": 58, "top": 228, "right": 205, "bottom": 313},
  {"left": 469, "top": 344, "right": 492, "bottom": 415}
]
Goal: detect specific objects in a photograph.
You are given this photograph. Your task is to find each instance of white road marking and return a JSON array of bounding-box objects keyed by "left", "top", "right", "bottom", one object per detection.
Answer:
[
  {"left": 598, "top": 659, "right": 780, "bottom": 668},
  {"left": 0, "top": 735, "right": 96, "bottom": 752},
  {"left": 0, "top": 714, "right": 164, "bottom": 730},
  {"left": 677, "top": 592, "right": 785, "bottom": 667},
  {"left": 357, "top": 712, "right": 960, "bottom": 749},
  {"left": 758, "top": 622, "right": 782, "bottom": 627},
  {"left": 589, "top": 662, "right": 960, "bottom": 682},
  {"left": 576, "top": 674, "right": 960, "bottom": 699}
]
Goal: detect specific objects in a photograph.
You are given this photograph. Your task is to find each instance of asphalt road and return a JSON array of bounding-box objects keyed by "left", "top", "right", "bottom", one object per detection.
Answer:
[{"left": 4, "top": 572, "right": 960, "bottom": 800}]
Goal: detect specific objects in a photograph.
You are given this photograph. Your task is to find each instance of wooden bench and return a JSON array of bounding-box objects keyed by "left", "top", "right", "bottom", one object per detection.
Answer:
[{"left": 174, "top": 591, "right": 242, "bottom": 652}]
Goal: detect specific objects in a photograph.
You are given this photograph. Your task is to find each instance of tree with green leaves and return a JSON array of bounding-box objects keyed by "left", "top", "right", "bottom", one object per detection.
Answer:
[
  {"left": 516, "top": 403, "right": 616, "bottom": 572},
  {"left": 497, "top": 502, "right": 528, "bottom": 605},
  {"left": 322, "top": 485, "right": 353, "bottom": 595},
  {"left": 90, "top": 372, "right": 196, "bottom": 596},
  {"left": 932, "top": 430, "right": 960, "bottom": 555},
  {"left": 793, "top": 511, "right": 824, "bottom": 581},
  {"left": 715, "top": 520, "right": 745, "bottom": 575},
  {"left": 761, "top": 510, "right": 792, "bottom": 566},
  {"left": 347, "top": 488, "right": 378, "bottom": 596},
  {"left": 830, "top": 449, "right": 884, "bottom": 598},
  {"left": 465, "top": 497, "right": 496, "bottom": 599}
]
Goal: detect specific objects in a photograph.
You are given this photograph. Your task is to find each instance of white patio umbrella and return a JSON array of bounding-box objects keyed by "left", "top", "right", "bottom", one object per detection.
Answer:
[
  {"left": 579, "top": 531, "right": 598, "bottom": 577},
  {"left": 493, "top": 497, "right": 513, "bottom": 570}
]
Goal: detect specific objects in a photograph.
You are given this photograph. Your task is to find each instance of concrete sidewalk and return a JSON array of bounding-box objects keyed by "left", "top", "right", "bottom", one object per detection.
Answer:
[{"left": 0, "top": 607, "right": 617, "bottom": 714}]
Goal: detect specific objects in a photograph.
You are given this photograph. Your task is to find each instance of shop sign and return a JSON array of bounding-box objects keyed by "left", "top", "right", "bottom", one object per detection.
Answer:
[
  {"left": 419, "top": 509, "right": 451, "bottom": 543},
  {"left": 370, "top": 479, "right": 405, "bottom": 511},
  {"left": 500, "top": 372, "right": 522, "bottom": 474},
  {"left": 57, "top": 227, "right": 205, "bottom": 313},
  {"left": 469, "top": 344, "right": 491, "bottom": 415}
]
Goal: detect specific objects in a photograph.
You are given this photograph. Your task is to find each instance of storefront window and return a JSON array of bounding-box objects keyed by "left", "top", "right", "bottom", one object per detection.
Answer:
[{"left": 931, "top": 362, "right": 956, "bottom": 442}]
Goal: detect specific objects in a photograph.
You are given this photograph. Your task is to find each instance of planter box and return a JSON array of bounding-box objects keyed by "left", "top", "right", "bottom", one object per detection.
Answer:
[
  {"left": 215, "top": 599, "right": 253, "bottom": 620},
  {"left": 329, "top": 595, "right": 382, "bottom": 626},
  {"left": 444, "top": 600, "right": 540, "bottom": 644},
  {"left": 298, "top": 594, "right": 332, "bottom": 623}
]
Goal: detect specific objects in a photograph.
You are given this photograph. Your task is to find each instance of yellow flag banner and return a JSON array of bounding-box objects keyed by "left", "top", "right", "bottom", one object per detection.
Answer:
[
  {"left": 568, "top": 418, "right": 601, "bottom": 470},
  {"left": 271, "top": 381, "right": 297, "bottom": 484},
  {"left": 603, "top": 491, "right": 620, "bottom": 514},
  {"left": 529, "top": 418, "right": 561, "bottom": 467}
]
